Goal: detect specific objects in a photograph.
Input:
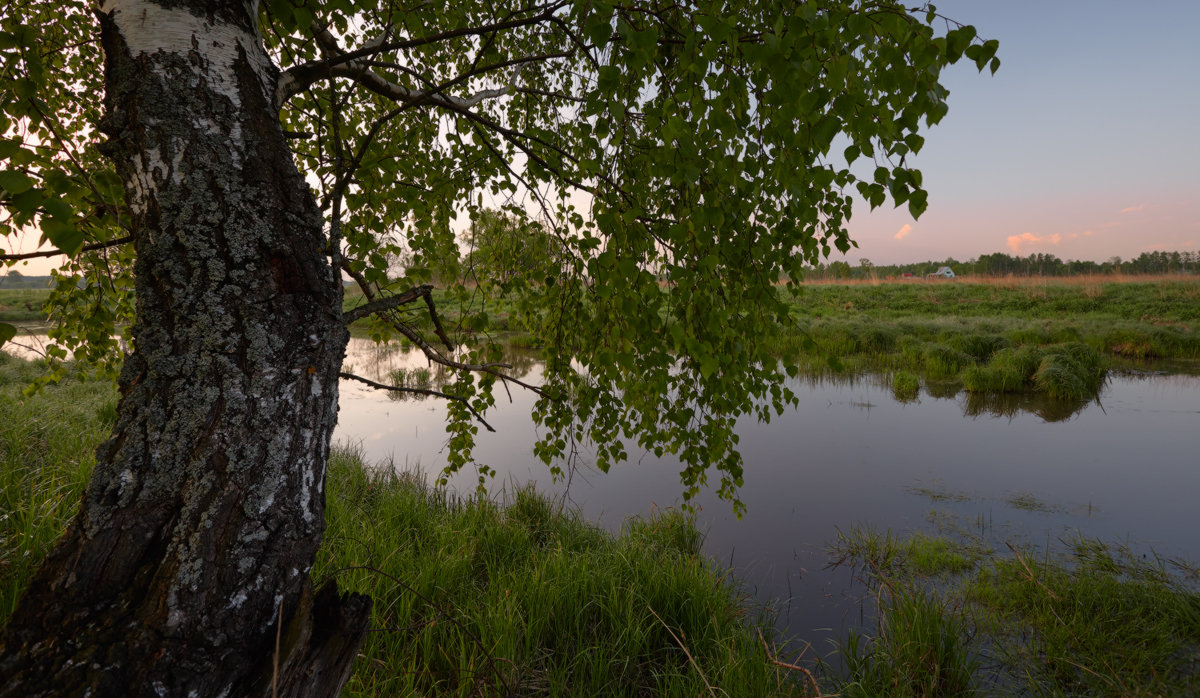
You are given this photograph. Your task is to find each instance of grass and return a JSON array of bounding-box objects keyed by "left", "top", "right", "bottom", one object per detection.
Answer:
[
  {"left": 0, "top": 288, "right": 51, "bottom": 323},
  {"left": 833, "top": 588, "right": 980, "bottom": 698},
  {"left": 320, "top": 452, "right": 807, "bottom": 696},
  {"left": 0, "top": 353, "right": 115, "bottom": 619},
  {"left": 828, "top": 523, "right": 1200, "bottom": 697}
]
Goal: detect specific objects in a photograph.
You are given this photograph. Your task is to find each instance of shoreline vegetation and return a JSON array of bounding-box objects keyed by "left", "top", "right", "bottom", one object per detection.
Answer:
[
  {"left": 356, "top": 275, "right": 1200, "bottom": 407},
  {"left": 3, "top": 352, "right": 1198, "bottom": 695}
]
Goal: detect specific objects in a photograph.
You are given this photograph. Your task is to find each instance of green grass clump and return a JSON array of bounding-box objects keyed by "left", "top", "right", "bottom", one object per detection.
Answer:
[
  {"left": 829, "top": 522, "right": 1200, "bottom": 697},
  {"left": 965, "top": 540, "right": 1200, "bottom": 696},
  {"left": 891, "top": 371, "right": 920, "bottom": 402},
  {"left": 1033, "top": 343, "right": 1105, "bottom": 400},
  {"left": 830, "top": 526, "right": 983, "bottom": 579},
  {"left": 961, "top": 342, "right": 1104, "bottom": 400},
  {"left": 319, "top": 449, "right": 806, "bottom": 696},
  {"left": 943, "top": 333, "right": 1009, "bottom": 363},
  {"left": 833, "top": 588, "right": 979, "bottom": 698},
  {"left": 905, "top": 533, "right": 982, "bottom": 577}
]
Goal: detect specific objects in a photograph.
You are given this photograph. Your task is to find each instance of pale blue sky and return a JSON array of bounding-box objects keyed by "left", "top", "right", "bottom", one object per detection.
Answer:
[{"left": 846, "top": 0, "right": 1200, "bottom": 264}]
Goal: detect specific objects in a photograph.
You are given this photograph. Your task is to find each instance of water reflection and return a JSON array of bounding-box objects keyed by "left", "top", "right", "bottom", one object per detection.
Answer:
[
  {"left": 961, "top": 390, "right": 1092, "bottom": 422},
  {"left": 334, "top": 337, "right": 1200, "bottom": 649}
]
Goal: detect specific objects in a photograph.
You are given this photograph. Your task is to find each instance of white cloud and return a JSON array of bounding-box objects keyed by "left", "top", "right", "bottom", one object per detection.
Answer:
[{"left": 894, "top": 224, "right": 913, "bottom": 241}]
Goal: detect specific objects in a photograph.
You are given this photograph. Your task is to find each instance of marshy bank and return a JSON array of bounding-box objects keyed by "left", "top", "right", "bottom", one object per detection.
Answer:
[
  {"left": 4, "top": 350, "right": 1199, "bottom": 695},
  {"left": 0, "top": 353, "right": 804, "bottom": 695}
]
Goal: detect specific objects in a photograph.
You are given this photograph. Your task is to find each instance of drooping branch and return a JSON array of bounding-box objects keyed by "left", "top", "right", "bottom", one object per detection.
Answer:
[{"left": 339, "top": 372, "right": 496, "bottom": 432}]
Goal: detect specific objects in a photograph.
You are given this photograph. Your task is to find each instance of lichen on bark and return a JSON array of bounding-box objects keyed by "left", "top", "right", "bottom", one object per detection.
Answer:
[{"left": 0, "top": 1, "right": 369, "bottom": 695}]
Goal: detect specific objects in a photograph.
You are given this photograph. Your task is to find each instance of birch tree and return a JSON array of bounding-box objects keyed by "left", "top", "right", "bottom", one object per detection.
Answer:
[{"left": 0, "top": 0, "right": 994, "bottom": 694}]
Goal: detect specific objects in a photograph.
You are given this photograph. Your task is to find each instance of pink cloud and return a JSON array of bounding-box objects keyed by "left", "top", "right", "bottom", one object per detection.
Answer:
[
  {"left": 1119, "top": 205, "right": 1146, "bottom": 214},
  {"left": 894, "top": 224, "right": 913, "bottom": 241},
  {"left": 1007, "top": 232, "right": 1063, "bottom": 253}
]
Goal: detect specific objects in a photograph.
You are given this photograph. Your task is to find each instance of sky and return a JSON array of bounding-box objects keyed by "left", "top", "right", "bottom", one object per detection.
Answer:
[
  {"left": 7, "top": 0, "right": 1199, "bottom": 274},
  {"left": 842, "top": 0, "right": 1200, "bottom": 265}
]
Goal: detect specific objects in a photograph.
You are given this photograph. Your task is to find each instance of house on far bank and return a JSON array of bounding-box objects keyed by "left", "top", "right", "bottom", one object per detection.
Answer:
[{"left": 927, "top": 266, "right": 956, "bottom": 279}]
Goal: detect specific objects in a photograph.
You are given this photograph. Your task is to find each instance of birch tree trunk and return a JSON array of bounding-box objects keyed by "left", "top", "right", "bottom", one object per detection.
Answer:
[{"left": 0, "top": 1, "right": 370, "bottom": 695}]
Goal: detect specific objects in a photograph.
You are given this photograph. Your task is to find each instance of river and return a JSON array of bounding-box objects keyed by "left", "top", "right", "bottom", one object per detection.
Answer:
[
  {"left": 8, "top": 333, "right": 1198, "bottom": 651},
  {"left": 336, "top": 338, "right": 1200, "bottom": 651}
]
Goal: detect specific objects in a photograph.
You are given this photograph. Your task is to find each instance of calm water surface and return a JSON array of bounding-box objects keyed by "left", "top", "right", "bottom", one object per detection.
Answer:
[
  {"left": 336, "top": 339, "right": 1200, "bottom": 648},
  {"left": 7, "top": 334, "right": 1197, "bottom": 648}
]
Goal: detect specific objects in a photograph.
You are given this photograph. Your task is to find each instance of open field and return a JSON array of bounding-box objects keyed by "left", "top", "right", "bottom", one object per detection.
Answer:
[
  {"left": 12, "top": 276, "right": 1200, "bottom": 404},
  {"left": 0, "top": 289, "right": 52, "bottom": 323},
  {"left": 773, "top": 277, "right": 1200, "bottom": 400}
]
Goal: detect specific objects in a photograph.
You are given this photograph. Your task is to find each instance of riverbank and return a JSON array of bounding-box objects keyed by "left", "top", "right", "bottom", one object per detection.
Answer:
[
  {"left": 0, "top": 353, "right": 807, "bottom": 696},
  {"left": 5, "top": 352, "right": 1199, "bottom": 695}
]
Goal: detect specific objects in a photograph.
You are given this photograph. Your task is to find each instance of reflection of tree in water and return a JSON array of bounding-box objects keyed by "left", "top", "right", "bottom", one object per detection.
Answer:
[
  {"left": 373, "top": 343, "right": 543, "bottom": 402},
  {"left": 962, "top": 391, "right": 1091, "bottom": 423}
]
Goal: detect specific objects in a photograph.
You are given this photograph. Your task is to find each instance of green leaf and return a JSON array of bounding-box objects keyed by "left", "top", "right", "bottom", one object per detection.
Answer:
[
  {"left": 0, "top": 139, "right": 22, "bottom": 159},
  {"left": 42, "top": 218, "right": 85, "bottom": 256},
  {"left": 0, "top": 169, "right": 34, "bottom": 195},
  {"left": 907, "top": 189, "right": 928, "bottom": 218},
  {"left": 0, "top": 322, "right": 16, "bottom": 347}
]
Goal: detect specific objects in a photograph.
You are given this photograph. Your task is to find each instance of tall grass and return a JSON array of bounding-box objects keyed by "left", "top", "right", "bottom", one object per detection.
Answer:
[
  {"left": 0, "top": 353, "right": 115, "bottom": 621},
  {"left": 319, "top": 449, "right": 807, "bottom": 696},
  {"left": 834, "top": 588, "right": 979, "bottom": 698}
]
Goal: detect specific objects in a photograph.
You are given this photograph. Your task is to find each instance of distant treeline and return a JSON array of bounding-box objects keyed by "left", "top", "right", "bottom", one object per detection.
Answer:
[
  {"left": 805, "top": 250, "right": 1200, "bottom": 281},
  {"left": 0, "top": 271, "right": 53, "bottom": 289}
]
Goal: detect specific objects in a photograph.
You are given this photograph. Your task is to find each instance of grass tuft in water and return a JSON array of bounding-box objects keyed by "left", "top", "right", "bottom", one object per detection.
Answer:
[
  {"left": 891, "top": 371, "right": 921, "bottom": 402},
  {"left": 832, "top": 587, "right": 980, "bottom": 698},
  {"left": 830, "top": 521, "right": 1200, "bottom": 697},
  {"left": 965, "top": 539, "right": 1200, "bottom": 696}
]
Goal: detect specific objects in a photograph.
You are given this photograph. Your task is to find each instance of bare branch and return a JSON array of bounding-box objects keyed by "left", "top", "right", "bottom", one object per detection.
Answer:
[
  {"left": 274, "top": 2, "right": 571, "bottom": 108},
  {"left": 342, "top": 283, "right": 432, "bottom": 324},
  {"left": 338, "top": 372, "right": 496, "bottom": 432},
  {"left": 340, "top": 258, "right": 375, "bottom": 302},
  {"left": 1, "top": 235, "right": 133, "bottom": 261}
]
